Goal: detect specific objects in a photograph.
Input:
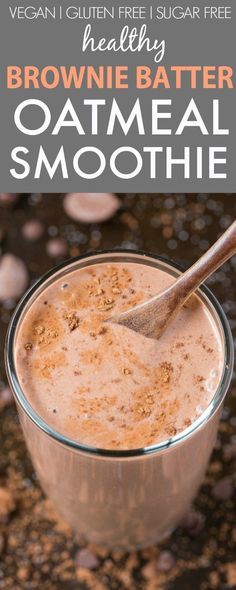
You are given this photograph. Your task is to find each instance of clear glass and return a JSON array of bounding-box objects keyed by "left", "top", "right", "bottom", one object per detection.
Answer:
[{"left": 5, "top": 251, "right": 234, "bottom": 549}]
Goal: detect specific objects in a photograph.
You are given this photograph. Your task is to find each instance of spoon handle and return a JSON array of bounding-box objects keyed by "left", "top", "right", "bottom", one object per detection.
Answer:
[{"left": 176, "top": 220, "right": 236, "bottom": 300}]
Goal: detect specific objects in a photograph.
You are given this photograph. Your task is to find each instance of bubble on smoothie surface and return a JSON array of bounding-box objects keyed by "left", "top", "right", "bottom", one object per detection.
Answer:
[
  {"left": 22, "top": 219, "right": 44, "bottom": 241},
  {"left": 63, "top": 193, "right": 121, "bottom": 223},
  {"left": 46, "top": 238, "right": 68, "bottom": 258},
  {"left": 0, "top": 254, "right": 29, "bottom": 302},
  {"left": 0, "top": 194, "right": 18, "bottom": 206}
]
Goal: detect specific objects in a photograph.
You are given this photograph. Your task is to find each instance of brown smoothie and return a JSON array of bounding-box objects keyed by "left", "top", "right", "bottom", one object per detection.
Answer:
[{"left": 15, "top": 262, "right": 224, "bottom": 450}]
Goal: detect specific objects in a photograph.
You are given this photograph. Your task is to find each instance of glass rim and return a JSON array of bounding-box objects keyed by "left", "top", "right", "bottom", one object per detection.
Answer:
[{"left": 5, "top": 249, "right": 234, "bottom": 459}]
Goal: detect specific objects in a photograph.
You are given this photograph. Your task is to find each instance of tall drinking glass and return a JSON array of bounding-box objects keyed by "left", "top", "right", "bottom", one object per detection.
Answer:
[{"left": 5, "top": 251, "right": 234, "bottom": 549}]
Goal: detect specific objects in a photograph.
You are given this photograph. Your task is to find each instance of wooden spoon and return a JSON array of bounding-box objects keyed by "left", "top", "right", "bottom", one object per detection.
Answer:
[{"left": 108, "top": 221, "right": 236, "bottom": 339}]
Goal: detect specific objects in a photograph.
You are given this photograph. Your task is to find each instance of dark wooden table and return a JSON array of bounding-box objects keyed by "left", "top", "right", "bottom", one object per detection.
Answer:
[{"left": 0, "top": 194, "right": 235, "bottom": 590}]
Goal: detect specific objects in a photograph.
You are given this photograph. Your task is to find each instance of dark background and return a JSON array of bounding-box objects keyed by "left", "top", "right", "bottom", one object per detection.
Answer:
[{"left": 0, "top": 194, "right": 235, "bottom": 589}]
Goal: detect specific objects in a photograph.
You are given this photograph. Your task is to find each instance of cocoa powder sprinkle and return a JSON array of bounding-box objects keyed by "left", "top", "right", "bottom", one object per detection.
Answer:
[
  {"left": 122, "top": 368, "right": 132, "bottom": 375},
  {"left": 63, "top": 312, "right": 80, "bottom": 332},
  {"left": 24, "top": 342, "right": 32, "bottom": 351}
]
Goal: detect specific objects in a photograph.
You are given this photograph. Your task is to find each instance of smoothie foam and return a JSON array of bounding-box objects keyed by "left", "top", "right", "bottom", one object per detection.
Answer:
[{"left": 15, "top": 262, "right": 224, "bottom": 450}]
